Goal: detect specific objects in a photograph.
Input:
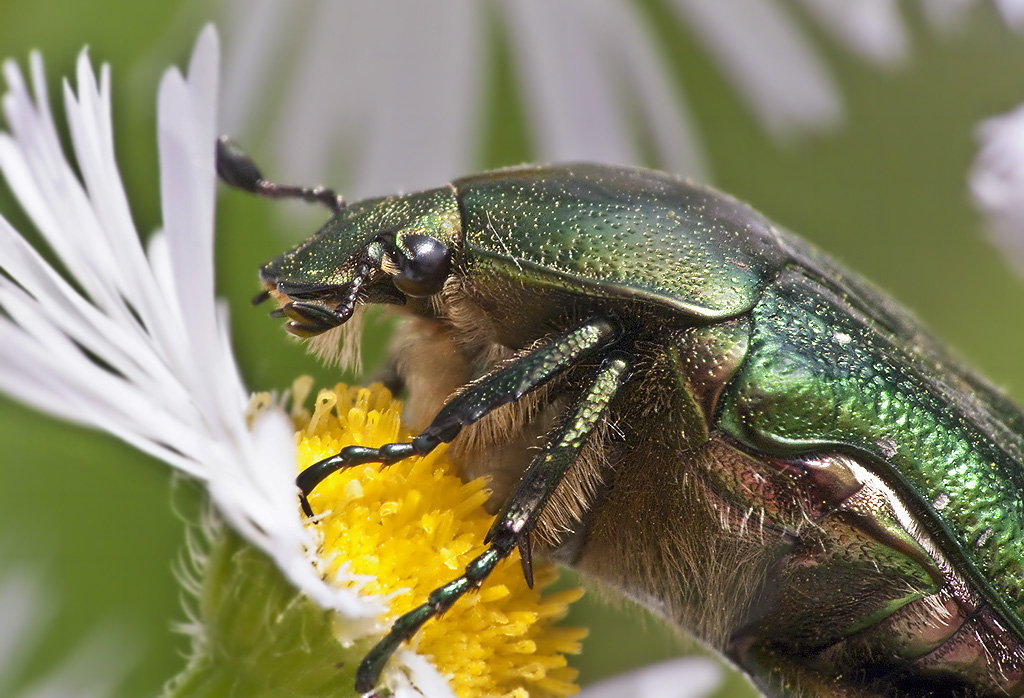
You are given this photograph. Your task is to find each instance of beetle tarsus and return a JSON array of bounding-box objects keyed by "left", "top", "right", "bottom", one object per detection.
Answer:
[
  {"left": 354, "top": 539, "right": 516, "bottom": 693},
  {"left": 295, "top": 443, "right": 423, "bottom": 511}
]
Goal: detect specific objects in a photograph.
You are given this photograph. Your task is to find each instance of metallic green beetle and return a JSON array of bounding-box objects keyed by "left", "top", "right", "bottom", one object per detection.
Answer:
[{"left": 218, "top": 139, "right": 1024, "bottom": 698}]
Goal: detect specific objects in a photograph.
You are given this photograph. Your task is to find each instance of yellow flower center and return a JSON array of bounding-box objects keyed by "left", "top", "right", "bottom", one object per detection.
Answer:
[{"left": 291, "top": 379, "right": 585, "bottom": 698}]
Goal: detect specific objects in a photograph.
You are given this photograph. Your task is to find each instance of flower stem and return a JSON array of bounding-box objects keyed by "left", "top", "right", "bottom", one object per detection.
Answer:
[{"left": 163, "top": 524, "right": 370, "bottom": 698}]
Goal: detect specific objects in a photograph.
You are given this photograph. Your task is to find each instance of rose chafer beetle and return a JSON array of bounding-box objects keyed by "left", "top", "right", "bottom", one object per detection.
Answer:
[{"left": 218, "top": 137, "right": 1024, "bottom": 698}]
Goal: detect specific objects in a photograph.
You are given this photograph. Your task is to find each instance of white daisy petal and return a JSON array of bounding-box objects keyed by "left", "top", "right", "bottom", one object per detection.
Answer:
[
  {"left": 576, "top": 658, "right": 724, "bottom": 698},
  {"left": 2, "top": 30, "right": 468, "bottom": 698},
  {"left": 501, "top": 0, "right": 707, "bottom": 177},
  {"left": 218, "top": 0, "right": 295, "bottom": 137},
  {"left": 917, "top": 0, "right": 974, "bottom": 32},
  {"left": 0, "top": 557, "right": 132, "bottom": 698},
  {"left": 222, "top": 0, "right": 705, "bottom": 193},
  {"left": 388, "top": 650, "right": 457, "bottom": 698},
  {"left": 221, "top": 0, "right": 1018, "bottom": 194},
  {"left": 0, "top": 26, "right": 386, "bottom": 621},
  {"left": 268, "top": 1, "right": 367, "bottom": 191},
  {"left": 0, "top": 567, "right": 51, "bottom": 695},
  {"left": 591, "top": 0, "right": 707, "bottom": 177},
  {"left": 223, "top": 0, "right": 485, "bottom": 200},
  {"left": 156, "top": 34, "right": 234, "bottom": 424},
  {"left": 994, "top": 0, "right": 1024, "bottom": 30},
  {"left": 353, "top": 0, "right": 482, "bottom": 197},
  {"left": 971, "top": 101, "right": 1024, "bottom": 271},
  {"left": 501, "top": 0, "right": 637, "bottom": 165},
  {"left": 797, "top": 0, "right": 907, "bottom": 64},
  {"left": 665, "top": 0, "right": 842, "bottom": 138}
]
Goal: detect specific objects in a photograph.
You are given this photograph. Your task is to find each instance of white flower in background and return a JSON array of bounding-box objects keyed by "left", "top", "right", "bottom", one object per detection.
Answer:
[
  {"left": 971, "top": 102, "right": 1024, "bottom": 271},
  {"left": 991, "top": 0, "right": 1024, "bottom": 29},
  {"left": 0, "top": 557, "right": 130, "bottom": 698},
  {"left": 219, "top": 0, "right": 1020, "bottom": 199},
  {"left": 578, "top": 658, "right": 723, "bottom": 698}
]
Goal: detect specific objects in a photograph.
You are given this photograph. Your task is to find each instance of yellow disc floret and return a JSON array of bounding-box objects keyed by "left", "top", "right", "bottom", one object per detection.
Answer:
[{"left": 291, "top": 380, "right": 585, "bottom": 698}]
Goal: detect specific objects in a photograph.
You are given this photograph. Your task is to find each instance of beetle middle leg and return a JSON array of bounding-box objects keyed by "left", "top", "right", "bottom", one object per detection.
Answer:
[
  {"left": 296, "top": 317, "right": 620, "bottom": 515},
  {"left": 354, "top": 352, "right": 631, "bottom": 693}
]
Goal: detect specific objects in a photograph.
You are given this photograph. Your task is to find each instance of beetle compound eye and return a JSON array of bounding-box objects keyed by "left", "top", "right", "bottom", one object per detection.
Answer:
[{"left": 392, "top": 233, "right": 450, "bottom": 297}]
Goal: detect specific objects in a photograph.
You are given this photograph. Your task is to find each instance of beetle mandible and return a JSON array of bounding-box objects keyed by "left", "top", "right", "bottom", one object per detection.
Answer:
[{"left": 217, "top": 137, "right": 1024, "bottom": 698}]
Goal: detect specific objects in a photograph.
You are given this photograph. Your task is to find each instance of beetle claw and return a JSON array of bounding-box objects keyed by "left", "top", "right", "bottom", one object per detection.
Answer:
[{"left": 517, "top": 533, "right": 534, "bottom": 589}]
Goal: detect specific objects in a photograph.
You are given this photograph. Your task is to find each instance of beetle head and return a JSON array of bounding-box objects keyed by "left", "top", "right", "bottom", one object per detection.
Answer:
[{"left": 258, "top": 186, "right": 462, "bottom": 354}]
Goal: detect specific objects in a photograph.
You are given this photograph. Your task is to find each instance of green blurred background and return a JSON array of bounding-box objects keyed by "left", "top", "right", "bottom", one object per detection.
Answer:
[{"left": 2, "top": 2, "right": 1024, "bottom": 697}]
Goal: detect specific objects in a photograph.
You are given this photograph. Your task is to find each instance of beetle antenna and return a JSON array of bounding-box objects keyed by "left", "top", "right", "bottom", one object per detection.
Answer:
[{"left": 215, "top": 136, "right": 345, "bottom": 213}]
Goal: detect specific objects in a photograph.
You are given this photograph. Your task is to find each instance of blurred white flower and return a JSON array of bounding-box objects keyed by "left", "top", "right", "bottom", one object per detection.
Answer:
[
  {"left": 219, "top": 0, "right": 489, "bottom": 199},
  {"left": 219, "top": 0, "right": 1016, "bottom": 200},
  {"left": 993, "top": 0, "right": 1024, "bottom": 29},
  {"left": 970, "top": 102, "right": 1024, "bottom": 271},
  {"left": 0, "top": 555, "right": 131, "bottom": 698},
  {"left": 578, "top": 658, "right": 724, "bottom": 698}
]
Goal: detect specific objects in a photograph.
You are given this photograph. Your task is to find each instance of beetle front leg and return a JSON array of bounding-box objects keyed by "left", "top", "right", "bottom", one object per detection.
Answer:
[
  {"left": 355, "top": 352, "right": 631, "bottom": 693},
  {"left": 296, "top": 317, "right": 619, "bottom": 515}
]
